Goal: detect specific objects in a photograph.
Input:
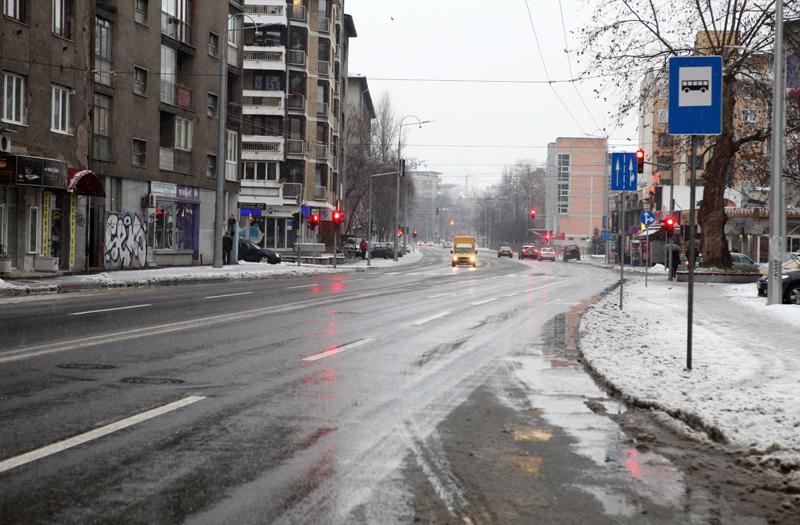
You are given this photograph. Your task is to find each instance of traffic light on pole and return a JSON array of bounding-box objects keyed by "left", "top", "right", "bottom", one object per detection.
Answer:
[
  {"left": 413, "top": 229, "right": 418, "bottom": 238},
  {"left": 309, "top": 213, "right": 320, "bottom": 230},
  {"left": 332, "top": 209, "right": 344, "bottom": 226},
  {"left": 449, "top": 219, "right": 455, "bottom": 226},
  {"left": 636, "top": 148, "right": 645, "bottom": 174},
  {"left": 545, "top": 231, "right": 551, "bottom": 241},
  {"left": 664, "top": 216, "right": 676, "bottom": 236},
  {"left": 397, "top": 227, "right": 404, "bottom": 238},
  {"left": 529, "top": 208, "right": 537, "bottom": 219}
]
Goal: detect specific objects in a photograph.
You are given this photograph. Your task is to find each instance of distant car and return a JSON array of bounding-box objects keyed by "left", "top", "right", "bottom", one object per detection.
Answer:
[
  {"left": 758, "top": 266, "right": 800, "bottom": 304},
  {"left": 729, "top": 252, "right": 758, "bottom": 273},
  {"left": 519, "top": 245, "right": 536, "bottom": 260},
  {"left": 497, "top": 246, "right": 513, "bottom": 258},
  {"left": 442, "top": 241, "right": 453, "bottom": 249},
  {"left": 562, "top": 244, "right": 581, "bottom": 261},
  {"left": 370, "top": 242, "right": 394, "bottom": 259},
  {"left": 539, "top": 247, "right": 556, "bottom": 261},
  {"left": 238, "top": 239, "right": 281, "bottom": 264}
]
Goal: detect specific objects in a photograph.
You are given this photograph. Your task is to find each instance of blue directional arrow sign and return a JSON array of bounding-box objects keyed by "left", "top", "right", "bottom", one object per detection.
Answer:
[
  {"left": 640, "top": 211, "right": 656, "bottom": 226},
  {"left": 668, "top": 56, "right": 723, "bottom": 135},
  {"left": 610, "top": 152, "right": 638, "bottom": 191}
]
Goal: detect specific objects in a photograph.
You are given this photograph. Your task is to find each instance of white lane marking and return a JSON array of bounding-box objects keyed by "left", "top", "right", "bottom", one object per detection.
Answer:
[
  {"left": 502, "top": 292, "right": 519, "bottom": 298},
  {"left": 426, "top": 293, "right": 455, "bottom": 299},
  {"left": 302, "top": 338, "right": 374, "bottom": 362},
  {"left": 69, "top": 304, "right": 152, "bottom": 316},
  {"left": 412, "top": 311, "right": 452, "bottom": 326},
  {"left": 525, "top": 281, "right": 563, "bottom": 293},
  {"left": 0, "top": 396, "right": 205, "bottom": 474},
  {"left": 470, "top": 298, "right": 497, "bottom": 306},
  {"left": 340, "top": 278, "right": 364, "bottom": 283},
  {"left": 286, "top": 284, "right": 319, "bottom": 290},
  {"left": 203, "top": 292, "right": 253, "bottom": 300},
  {"left": 384, "top": 272, "right": 402, "bottom": 276}
]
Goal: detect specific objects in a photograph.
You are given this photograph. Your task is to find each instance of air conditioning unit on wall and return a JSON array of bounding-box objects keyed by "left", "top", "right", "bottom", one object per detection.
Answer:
[
  {"left": 142, "top": 193, "right": 157, "bottom": 208},
  {"left": 0, "top": 135, "right": 11, "bottom": 153}
]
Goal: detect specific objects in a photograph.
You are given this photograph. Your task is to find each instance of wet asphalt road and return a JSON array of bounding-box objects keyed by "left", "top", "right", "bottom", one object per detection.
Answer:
[{"left": 0, "top": 249, "right": 784, "bottom": 524}]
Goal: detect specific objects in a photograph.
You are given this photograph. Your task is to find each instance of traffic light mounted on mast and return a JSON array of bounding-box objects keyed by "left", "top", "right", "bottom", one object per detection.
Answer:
[
  {"left": 636, "top": 148, "right": 645, "bottom": 174},
  {"left": 529, "top": 208, "right": 537, "bottom": 219},
  {"left": 309, "top": 213, "right": 320, "bottom": 230},
  {"left": 332, "top": 209, "right": 344, "bottom": 226}
]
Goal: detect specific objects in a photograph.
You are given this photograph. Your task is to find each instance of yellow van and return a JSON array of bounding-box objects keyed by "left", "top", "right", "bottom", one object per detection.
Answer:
[{"left": 451, "top": 236, "right": 478, "bottom": 267}]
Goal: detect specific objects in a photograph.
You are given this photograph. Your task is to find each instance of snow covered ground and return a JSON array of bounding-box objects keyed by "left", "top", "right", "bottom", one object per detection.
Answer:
[
  {"left": 580, "top": 273, "right": 800, "bottom": 477},
  {"left": 344, "top": 248, "right": 423, "bottom": 268}
]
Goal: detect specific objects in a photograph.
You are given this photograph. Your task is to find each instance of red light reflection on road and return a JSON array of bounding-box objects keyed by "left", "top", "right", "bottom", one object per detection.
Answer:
[
  {"left": 311, "top": 286, "right": 321, "bottom": 294},
  {"left": 624, "top": 448, "right": 641, "bottom": 479},
  {"left": 329, "top": 282, "right": 344, "bottom": 293}
]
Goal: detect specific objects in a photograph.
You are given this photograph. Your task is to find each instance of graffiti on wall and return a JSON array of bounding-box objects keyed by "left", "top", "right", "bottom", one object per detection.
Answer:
[{"left": 105, "top": 212, "right": 147, "bottom": 270}]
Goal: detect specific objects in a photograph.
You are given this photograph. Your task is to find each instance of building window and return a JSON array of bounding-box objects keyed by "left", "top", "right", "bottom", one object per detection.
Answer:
[
  {"left": 4, "top": 0, "right": 24, "bottom": 21},
  {"left": 132, "top": 139, "right": 146, "bottom": 167},
  {"left": 175, "top": 117, "right": 192, "bottom": 150},
  {"left": 658, "top": 109, "right": 668, "bottom": 123},
  {"left": 207, "top": 92, "right": 218, "bottom": 118},
  {"left": 94, "top": 17, "right": 113, "bottom": 86},
  {"left": 51, "top": 84, "right": 71, "bottom": 134},
  {"left": 134, "top": 0, "right": 147, "bottom": 25},
  {"left": 93, "top": 94, "right": 112, "bottom": 160},
  {"left": 557, "top": 153, "right": 570, "bottom": 215},
  {"left": 206, "top": 154, "right": 216, "bottom": 177},
  {"left": 2, "top": 72, "right": 25, "bottom": 125},
  {"left": 227, "top": 17, "right": 238, "bottom": 46},
  {"left": 657, "top": 132, "right": 672, "bottom": 148},
  {"left": 243, "top": 161, "right": 278, "bottom": 181},
  {"left": 742, "top": 109, "right": 758, "bottom": 123},
  {"left": 225, "top": 130, "right": 238, "bottom": 181},
  {"left": 133, "top": 66, "right": 147, "bottom": 96},
  {"left": 208, "top": 32, "right": 219, "bottom": 57},
  {"left": 28, "top": 206, "right": 38, "bottom": 254},
  {"left": 52, "top": 0, "right": 70, "bottom": 38},
  {"left": 154, "top": 200, "right": 175, "bottom": 250}
]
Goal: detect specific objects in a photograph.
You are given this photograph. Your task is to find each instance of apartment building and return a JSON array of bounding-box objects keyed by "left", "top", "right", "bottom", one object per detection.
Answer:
[
  {"left": 1, "top": 0, "right": 94, "bottom": 272},
  {"left": 544, "top": 137, "right": 607, "bottom": 250},
  {"left": 237, "top": 0, "right": 356, "bottom": 251}
]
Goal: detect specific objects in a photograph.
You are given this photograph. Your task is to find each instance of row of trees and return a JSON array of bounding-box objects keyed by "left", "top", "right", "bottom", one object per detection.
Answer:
[{"left": 581, "top": 0, "right": 800, "bottom": 268}]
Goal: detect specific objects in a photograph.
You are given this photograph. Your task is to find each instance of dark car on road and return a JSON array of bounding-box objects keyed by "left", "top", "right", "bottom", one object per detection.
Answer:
[
  {"left": 497, "top": 245, "right": 513, "bottom": 258},
  {"left": 238, "top": 239, "right": 281, "bottom": 264},
  {"left": 519, "top": 245, "right": 537, "bottom": 260},
  {"left": 370, "top": 242, "right": 394, "bottom": 259},
  {"left": 758, "top": 255, "right": 800, "bottom": 304},
  {"left": 562, "top": 244, "right": 581, "bottom": 261}
]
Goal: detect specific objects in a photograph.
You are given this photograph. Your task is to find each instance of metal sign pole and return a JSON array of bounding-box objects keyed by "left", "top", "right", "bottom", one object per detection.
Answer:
[
  {"left": 619, "top": 191, "right": 625, "bottom": 309},
  {"left": 687, "top": 135, "right": 698, "bottom": 370},
  {"left": 367, "top": 177, "right": 373, "bottom": 268},
  {"left": 645, "top": 227, "right": 649, "bottom": 287}
]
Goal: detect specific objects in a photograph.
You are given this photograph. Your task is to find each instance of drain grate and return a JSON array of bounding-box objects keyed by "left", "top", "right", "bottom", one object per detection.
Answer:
[
  {"left": 120, "top": 377, "right": 185, "bottom": 385},
  {"left": 57, "top": 363, "right": 116, "bottom": 370}
]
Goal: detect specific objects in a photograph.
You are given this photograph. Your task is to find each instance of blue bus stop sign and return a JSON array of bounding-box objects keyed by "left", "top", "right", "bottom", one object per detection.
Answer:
[{"left": 668, "top": 56, "right": 723, "bottom": 135}]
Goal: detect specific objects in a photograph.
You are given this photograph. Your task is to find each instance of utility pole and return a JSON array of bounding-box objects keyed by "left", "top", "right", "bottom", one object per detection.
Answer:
[{"left": 768, "top": 0, "right": 787, "bottom": 305}]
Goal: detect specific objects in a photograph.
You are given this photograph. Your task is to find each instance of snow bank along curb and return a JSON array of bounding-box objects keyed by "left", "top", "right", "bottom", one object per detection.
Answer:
[{"left": 576, "top": 273, "right": 800, "bottom": 482}]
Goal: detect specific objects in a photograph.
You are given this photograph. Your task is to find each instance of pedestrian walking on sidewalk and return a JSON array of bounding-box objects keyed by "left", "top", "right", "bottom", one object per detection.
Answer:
[
  {"left": 669, "top": 244, "right": 681, "bottom": 279},
  {"left": 222, "top": 235, "right": 233, "bottom": 265},
  {"left": 360, "top": 239, "right": 368, "bottom": 259}
]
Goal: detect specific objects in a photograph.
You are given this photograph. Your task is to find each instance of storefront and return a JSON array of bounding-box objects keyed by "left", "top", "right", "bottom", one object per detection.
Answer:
[
  {"left": 149, "top": 181, "right": 201, "bottom": 265},
  {"left": 238, "top": 203, "right": 297, "bottom": 250}
]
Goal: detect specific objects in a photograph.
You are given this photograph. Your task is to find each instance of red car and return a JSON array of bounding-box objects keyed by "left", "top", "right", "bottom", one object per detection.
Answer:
[
  {"left": 497, "top": 246, "right": 513, "bottom": 258},
  {"left": 519, "top": 245, "right": 537, "bottom": 260}
]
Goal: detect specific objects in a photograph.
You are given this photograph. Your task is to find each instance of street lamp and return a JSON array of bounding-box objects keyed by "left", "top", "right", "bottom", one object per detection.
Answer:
[
  {"left": 213, "top": 13, "right": 259, "bottom": 268},
  {"left": 395, "top": 115, "right": 431, "bottom": 261}
]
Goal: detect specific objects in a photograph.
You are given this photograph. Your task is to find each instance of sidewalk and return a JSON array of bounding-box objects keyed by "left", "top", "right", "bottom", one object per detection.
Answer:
[
  {"left": 0, "top": 249, "right": 425, "bottom": 297},
  {"left": 579, "top": 272, "right": 800, "bottom": 483}
]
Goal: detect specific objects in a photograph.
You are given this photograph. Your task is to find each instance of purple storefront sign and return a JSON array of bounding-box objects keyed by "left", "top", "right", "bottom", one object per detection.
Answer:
[{"left": 177, "top": 185, "right": 200, "bottom": 201}]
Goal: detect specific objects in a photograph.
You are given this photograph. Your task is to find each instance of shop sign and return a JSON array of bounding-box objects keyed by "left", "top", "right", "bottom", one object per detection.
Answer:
[
  {"left": 151, "top": 181, "right": 177, "bottom": 197},
  {"left": 238, "top": 202, "right": 267, "bottom": 210},
  {"left": 14, "top": 156, "right": 68, "bottom": 189},
  {"left": 0, "top": 154, "right": 14, "bottom": 184},
  {"left": 177, "top": 185, "right": 200, "bottom": 201}
]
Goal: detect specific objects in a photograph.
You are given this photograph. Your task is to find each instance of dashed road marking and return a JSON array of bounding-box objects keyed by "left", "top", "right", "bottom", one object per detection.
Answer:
[
  {"left": 204, "top": 292, "right": 253, "bottom": 300},
  {"left": 69, "top": 304, "right": 152, "bottom": 316},
  {"left": 470, "top": 298, "right": 497, "bottom": 306},
  {"left": 412, "top": 311, "right": 452, "bottom": 326},
  {"left": 286, "top": 284, "right": 319, "bottom": 290},
  {"left": 302, "top": 338, "right": 374, "bottom": 362},
  {"left": 0, "top": 396, "right": 206, "bottom": 474}
]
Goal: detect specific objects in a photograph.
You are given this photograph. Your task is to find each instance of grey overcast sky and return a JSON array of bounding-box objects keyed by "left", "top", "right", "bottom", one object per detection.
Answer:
[{"left": 345, "top": 0, "right": 639, "bottom": 189}]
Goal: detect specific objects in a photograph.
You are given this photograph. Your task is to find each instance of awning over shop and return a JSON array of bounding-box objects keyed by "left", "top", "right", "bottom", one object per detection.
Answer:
[{"left": 67, "top": 169, "right": 105, "bottom": 197}]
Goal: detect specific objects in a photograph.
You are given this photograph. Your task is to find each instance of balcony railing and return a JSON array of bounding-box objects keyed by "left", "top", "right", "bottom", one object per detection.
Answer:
[
  {"left": 287, "top": 93, "right": 305, "bottom": 111},
  {"left": 159, "top": 148, "right": 191, "bottom": 174},
  {"left": 287, "top": 49, "right": 306, "bottom": 66},
  {"left": 314, "top": 185, "right": 328, "bottom": 200},
  {"left": 316, "top": 101, "right": 328, "bottom": 116},
  {"left": 242, "top": 94, "right": 283, "bottom": 113},
  {"left": 319, "top": 18, "right": 330, "bottom": 33},
  {"left": 161, "top": 11, "right": 192, "bottom": 45},
  {"left": 160, "top": 79, "right": 193, "bottom": 109},
  {"left": 243, "top": 49, "right": 284, "bottom": 63},
  {"left": 242, "top": 141, "right": 282, "bottom": 154},
  {"left": 288, "top": 5, "right": 306, "bottom": 21},
  {"left": 316, "top": 143, "right": 328, "bottom": 160},
  {"left": 318, "top": 60, "right": 330, "bottom": 77},
  {"left": 287, "top": 139, "right": 305, "bottom": 156},
  {"left": 244, "top": 5, "right": 284, "bottom": 16},
  {"left": 282, "top": 182, "right": 303, "bottom": 199}
]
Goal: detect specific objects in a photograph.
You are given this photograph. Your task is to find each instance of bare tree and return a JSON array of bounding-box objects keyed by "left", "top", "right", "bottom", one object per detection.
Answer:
[{"left": 580, "top": 0, "right": 800, "bottom": 268}]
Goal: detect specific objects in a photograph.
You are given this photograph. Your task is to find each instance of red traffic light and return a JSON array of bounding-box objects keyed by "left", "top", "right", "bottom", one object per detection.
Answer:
[
  {"left": 309, "top": 213, "right": 320, "bottom": 229},
  {"left": 545, "top": 232, "right": 551, "bottom": 241},
  {"left": 449, "top": 219, "right": 455, "bottom": 226},
  {"left": 333, "top": 210, "right": 344, "bottom": 225},
  {"left": 636, "top": 148, "right": 645, "bottom": 174},
  {"left": 529, "top": 208, "right": 537, "bottom": 218},
  {"left": 413, "top": 229, "right": 418, "bottom": 238},
  {"left": 665, "top": 217, "right": 675, "bottom": 228},
  {"left": 397, "top": 228, "right": 404, "bottom": 238}
]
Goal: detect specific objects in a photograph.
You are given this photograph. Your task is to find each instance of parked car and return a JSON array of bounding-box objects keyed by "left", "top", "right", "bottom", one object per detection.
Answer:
[
  {"left": 519, "top": 245, "right": 536, "bottom": 260},
  {"left": 342, "top": 237, "right": 365, "bottom": 257},
  {"left": 758, "top": 264, "right": 800, "bottom": 304},
  {"left": 758, "top": 252, "right": 800, "bottom": 275},
  {"left": 539, "top": 247, "right": 557, "bottom": 261},
  {"left": 497, "top": 245, "right": 513, "bottom": 258},
  {"left": 238, "top": 239, "right": 281, "bottom": 264},
  {"left": 370, "top": 242, "right": 394, "bottom": 259},
  {"left": 729, "top": 252, "right": 758, "bottom": 273},
  {"left": 562, "top": 244, "right": 581, "bottom": 261}
]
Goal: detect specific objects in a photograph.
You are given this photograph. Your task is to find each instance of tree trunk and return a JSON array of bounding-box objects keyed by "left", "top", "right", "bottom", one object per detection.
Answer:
[{"left": 697, "top": 75, "right": 735, "bottom": 268}]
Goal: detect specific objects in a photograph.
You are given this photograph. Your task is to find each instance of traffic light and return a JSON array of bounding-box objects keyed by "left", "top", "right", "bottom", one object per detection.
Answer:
[
  {"left": 332, "top": 209, "right": 344, "bottom": 226},
  {"left": 529, "top": 208, "right": 537, "bottom": 219},
  {"left": 413, "top": 229, "right": 418, "bottom": 238},
  {"left": 397, "top": 227, "right": 404, "bottom": 238},
  {"left": 636, "top": 148, "right": 645, "bottom": 174},
  {"left": 664, "top": 216, "right": 676, "bottom": 236},
  {"left": 544, "top": 232, "right": 551, "bottom": 241},
  {"left": 449, "top": 219, "right": 455, "bottom": 226},
  {"left": 309, "top": 213, "right": 320, "bottom": 229}
]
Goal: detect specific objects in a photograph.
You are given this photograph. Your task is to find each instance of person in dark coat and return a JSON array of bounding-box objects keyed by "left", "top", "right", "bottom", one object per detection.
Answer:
[
  {"left": 222, "top": 235, "right": 233, "bottom": 265},
  {"left": 669, "top": 244, "right": 682, "bottom": 279},
  {"left": 360, "top": 239, "right": 368, "bottom": 259}
]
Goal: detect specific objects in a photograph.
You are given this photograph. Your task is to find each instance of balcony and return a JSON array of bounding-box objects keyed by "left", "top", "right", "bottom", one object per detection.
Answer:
[
  {"left": 319, "top": 17, "right": 330, "bottom": 34},
  {"left": 160, "top": 79, "right": 193, "bottom": 110},
  {"left": 288, "top": 4, "right": 306, "bottom": 22},
  {"left": 316, "top": 142, "right": 328, "bottom": 160},
  {"left": 227, "top": 43, "right": 240, "bottom": 68},
  {"left": 316, "top": 101, "right": 328, "bottom": 117},
  {"left": 318, "top": 60, "right": 330, "bottom": 77},
  {"left": 286, "top": 139, "right": 305, "bottom": 156},
  {"left": 241, "top": 135, "right": 284, "bottom": 161},
  {"left": 333, "top": 80, "right": 341, "bottom": 97},
  {"left": 243, "top": 46, "right": 285, "bottom": 69},
  {"left": 314, "top": 185, "right": 329, "bottom": 200},
  {"left": 243, "top": 3, "right": 287, "bottom": 25},
  {"left": 287, "top": 49, "right": 306, "bottom": 67},
  {"left": 159, "top": 147, "right": 191, "bottom": 174},
  {"left": 242, "top": 90, "right": 285, "bottom": 116},
  {"left": 282, "top": 182, "right": 303, "bottom": 200},
  {"left": 225, "top": 161, "right": 237, "bottom": 182},
  {"left": 334, "top": 44, "right": 341, "bottom": 60},
  {"left": 161, "top": 11, "right": 192, "bottom": 45},
  {"left": 287, "top": 93, "right": 305, "bottom": 111}
]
